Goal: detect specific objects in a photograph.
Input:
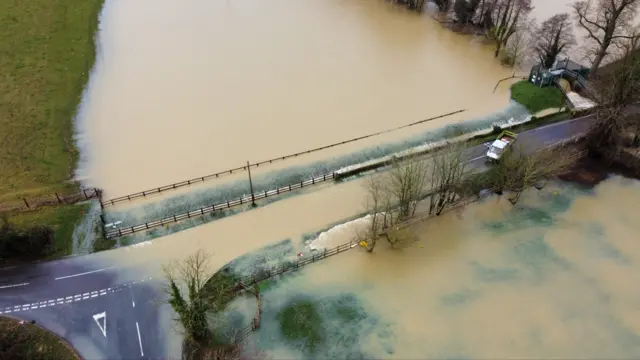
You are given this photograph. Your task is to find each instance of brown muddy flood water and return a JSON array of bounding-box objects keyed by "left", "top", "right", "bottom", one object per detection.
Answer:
[
  {"left": 80, "top": 0, "right": 522, "bottom": 197},
  {"left": 207, "top": 177, "right": 640, "bottom": 359}
]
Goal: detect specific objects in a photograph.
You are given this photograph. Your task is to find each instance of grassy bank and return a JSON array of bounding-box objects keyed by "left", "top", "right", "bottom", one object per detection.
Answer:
[
  {"left": 0, "top": 316, "right": 79, "bottom": 360},
  {"left": 510, "top": 81, "right": 565, "bottom": 114},
  {"left": 7, "top": 203, "right": 90, "bottom": 260},
  {"left": 0, "top": 0, "right": 104, "bottom": 259},
  {"left": 0, "top": 0, "right": 103, "bottom": 200}
]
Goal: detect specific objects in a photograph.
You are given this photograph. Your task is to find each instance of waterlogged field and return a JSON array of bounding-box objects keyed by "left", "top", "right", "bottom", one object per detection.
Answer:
[
  {"left": 101, "top": 102, "right": 529, "bottom": 241},
  {"left": 214, "top": 176, "right": 640, "bottom": 359}
]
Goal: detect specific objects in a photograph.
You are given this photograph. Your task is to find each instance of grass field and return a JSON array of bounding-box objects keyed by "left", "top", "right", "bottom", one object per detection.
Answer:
[
  {"left": 0, "top": 0, "right": 104, "bottom": 259},
  {"left": 0, "top": 316, "right": 79, "bottom": 360},
  {"left": 0, "top": 0, "right": 103, "bottom": 201},
  {"left": 510, "top": 80, "right": 565, "bottom": 114},
  {"left": 8, "top": 203, "right": 90, "bottom": 260}
]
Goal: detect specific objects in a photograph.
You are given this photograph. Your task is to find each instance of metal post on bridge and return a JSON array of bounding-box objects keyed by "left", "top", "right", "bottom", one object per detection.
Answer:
[{"left": 247, "top": 161, "right": 256, "bottom": 207}]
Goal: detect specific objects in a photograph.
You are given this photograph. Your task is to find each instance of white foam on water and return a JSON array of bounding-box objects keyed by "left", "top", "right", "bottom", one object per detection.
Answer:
[{"left": 307, "top": 215, "right": 375, "bottom": 251}]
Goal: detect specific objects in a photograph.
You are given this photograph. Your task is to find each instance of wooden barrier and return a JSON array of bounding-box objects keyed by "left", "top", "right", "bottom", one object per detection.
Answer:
[
  {"left": 104, "top": 172, "right": 338, "bottom": 239},
  {"left": 0, "top": 188, "right": 101, "bottom": 212},
  {"left": 100, "top": 110, "right": 466, "bottom": 207},
  {"left": 226, "top": 240, "right": 357, "bottom": 344}
]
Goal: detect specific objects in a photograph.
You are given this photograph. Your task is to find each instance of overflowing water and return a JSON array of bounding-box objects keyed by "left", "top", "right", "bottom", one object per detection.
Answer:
[
  {"left": 213, "top": 177, "right": 640, "bottom": 359},
  {"left": 77, "top": 0, "right": 532, "bottom": 198}
]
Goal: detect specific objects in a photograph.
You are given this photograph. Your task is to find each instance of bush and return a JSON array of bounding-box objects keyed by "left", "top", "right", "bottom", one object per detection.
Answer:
[{"left": 0, "top": 217, "right": 54, "bottom": 262}]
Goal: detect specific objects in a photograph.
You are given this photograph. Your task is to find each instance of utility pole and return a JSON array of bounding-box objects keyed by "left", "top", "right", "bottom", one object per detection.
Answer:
[{"left": 247, "top": 161, "right": 256, "bottom": 207}]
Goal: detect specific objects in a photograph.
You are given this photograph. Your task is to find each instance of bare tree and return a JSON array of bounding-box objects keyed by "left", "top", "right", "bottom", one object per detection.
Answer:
[
  {"left": 362, "top": 155, "right": 427, "bottom": 252},
  {"left": 428, "top": 143, "right": 470, "bottom": 215},
  {"left": 573, "top": 0, "right": 639, "bottom": 72},
  {"left": 484, "top": 145, "right": 582, "bottom": 204},
  {"left": 434, "top": 0, "right": 453, "bottom": 12},
  {"left": 164, "top": 250, "right": 219, "bottom": 344},
  {"left": 486, "top": 0, "right": 533, "bottom": 58},
  {"left": 586, "top": 36, "right": 640, "bottom": 161},
  {"left": 502, "top": 17, "right": 535, "bottom": 68},
  {"left": 534, "top": 13, "right": 576, "bottom": 69}
]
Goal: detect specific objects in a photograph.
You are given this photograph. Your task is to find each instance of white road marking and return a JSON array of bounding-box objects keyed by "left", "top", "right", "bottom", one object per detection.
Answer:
[
  {"left": 93, "top": 312, "right": 107, "bottom": 338},
  {"left": 55, "top": 267, "right": 113, "bottom": 280},
  {"left": 132, "top": 300, "right": 135, "bottom": 308},
  {"left": 0, "top": 282, "right": 29, "bottom": 289},
  {"left": 0, "top": 277, "right": 155, "bottom": 315},
  {"left": 136, "top": 322, "right": 144, "bottom": 356}
]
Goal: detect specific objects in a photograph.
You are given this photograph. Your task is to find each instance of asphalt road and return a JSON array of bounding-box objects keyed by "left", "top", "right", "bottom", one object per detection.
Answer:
[{"left": 0, "top": 114, "right": 595, "bottom": 360}]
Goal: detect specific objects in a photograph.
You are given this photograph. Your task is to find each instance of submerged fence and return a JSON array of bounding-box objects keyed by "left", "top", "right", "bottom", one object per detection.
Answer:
[
  {"left": 100, "top": 110, "right": 466, "bottom": 207},
  {"left": 0, "top": 188, "right": 101, "bottom": 212},
  {"left": 228, "top": 240, "right": 359, "bottom": 344},
  {"left": 104, "top": 172, "right": 338, "bottom": 239}
]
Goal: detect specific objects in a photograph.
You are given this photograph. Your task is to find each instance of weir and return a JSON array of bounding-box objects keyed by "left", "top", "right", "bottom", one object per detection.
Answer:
[
  {"left": 100, "top": 109, "right": 467, "bottom": 207},
  {"left": 102, "top": 115, "right": 592, "bottom": 240}
]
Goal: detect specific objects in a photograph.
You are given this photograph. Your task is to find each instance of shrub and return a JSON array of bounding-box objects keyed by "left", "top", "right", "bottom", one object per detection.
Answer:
[{"left": 0, "top": 217, "right": 54, "bottom": 262}]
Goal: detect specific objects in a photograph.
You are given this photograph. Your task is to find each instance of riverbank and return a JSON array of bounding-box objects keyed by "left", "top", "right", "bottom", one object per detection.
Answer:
[{"left": 0, "top": 0, "right": 104, "bottom": 260}]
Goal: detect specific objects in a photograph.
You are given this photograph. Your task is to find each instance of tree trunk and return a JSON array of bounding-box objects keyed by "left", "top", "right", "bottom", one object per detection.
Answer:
[
  {"left": 494, "top": 41, "right": 502, "bottom": 57},
  {"left": 591, "top": 48, "right": 606, "bottom": 73}
]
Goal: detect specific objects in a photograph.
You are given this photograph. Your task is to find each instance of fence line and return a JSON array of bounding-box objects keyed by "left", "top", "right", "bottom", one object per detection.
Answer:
[
  {"left": 104, "top": 172, "right": 338, "bottom": 239},
  {"left": 100, "top": 110, "right": 466, "bottom": 207},
  {"left": 103, "top": 127, "right": 590, "bottom": 239},
  {"left": 228, "top": 240, "right": 358, "bottom": 344},
  {"left": 0, "top": 188, "right": 101, "bottom": 212},
  {"left": 220, "top": 140, "right": 586, "bottom": 343}
]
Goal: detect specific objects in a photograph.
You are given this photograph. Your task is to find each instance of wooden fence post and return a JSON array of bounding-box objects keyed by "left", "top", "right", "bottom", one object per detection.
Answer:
[
  {"left": 55, "top": 193, "right": 62, "bottom": 203},
  {"left": 247, "top": 161, "right": 256, "bottom": 207},
  {"left": 83, "top": 189, "right": 89, "bottom": 199}
]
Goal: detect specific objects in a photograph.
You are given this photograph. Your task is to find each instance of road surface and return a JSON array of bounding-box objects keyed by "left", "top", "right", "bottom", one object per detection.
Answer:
[{"left": 0, "top": 114, "right": 595, "bottom": 359}]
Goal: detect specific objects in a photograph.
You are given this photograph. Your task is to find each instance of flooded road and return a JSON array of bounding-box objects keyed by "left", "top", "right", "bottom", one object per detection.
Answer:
[{"left": 78, "top": 0, "right": 523, "bottom": 197}]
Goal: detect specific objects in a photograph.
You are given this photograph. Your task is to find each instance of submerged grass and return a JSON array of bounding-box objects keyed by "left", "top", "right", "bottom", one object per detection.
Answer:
[
  {"left": 276, "top": 298, "right": 325, "bottom": 352},
  {"left": 103, "top": 103, "right": 531, "bottom": 227}
]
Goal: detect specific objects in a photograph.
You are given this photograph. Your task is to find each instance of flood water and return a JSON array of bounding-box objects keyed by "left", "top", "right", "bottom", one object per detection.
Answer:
[
  {"left": 79, "top": 0, "right": 527, "bottom": 198},
  {"left": 216, "top": 177, "right": 640, "bottom": 359}
]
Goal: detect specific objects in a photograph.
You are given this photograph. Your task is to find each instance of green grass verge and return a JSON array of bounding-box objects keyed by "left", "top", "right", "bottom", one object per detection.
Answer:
[
  {"left": 8, "top": 203, "right": 89, "bottom": 259},
  {"left": 468, "top": 110, "right": 572, "bottom": 146},
  {"left": 0, "top": 316, "right": 79, "bottom": 360},
  {"left": 510, "top": 81, "right": 565, "bottom": 114},
  {"left": 92, "top": 235, "right": 116, "bottom": 252},
  {"left": 0, "top": 0, "right": 104, "bottom": 200}
]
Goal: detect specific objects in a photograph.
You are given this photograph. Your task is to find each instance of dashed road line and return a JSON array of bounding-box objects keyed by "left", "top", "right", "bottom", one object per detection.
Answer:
[
  {"left": 0, "top": 277, "right": 153, "bottom": 315},
  {"left": 0, "top": 282, "right": 29, "bottom": 289}
]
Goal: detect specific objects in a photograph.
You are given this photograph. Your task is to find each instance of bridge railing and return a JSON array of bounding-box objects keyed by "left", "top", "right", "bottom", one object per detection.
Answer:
[{"left": 104, "top": 172, "right": 338, "bottom": 239}]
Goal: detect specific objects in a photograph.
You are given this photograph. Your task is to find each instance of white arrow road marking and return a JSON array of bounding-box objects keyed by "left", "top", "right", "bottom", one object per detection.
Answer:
[{"left": 93, "top": 312, "right": 107, "bottom": 338}]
